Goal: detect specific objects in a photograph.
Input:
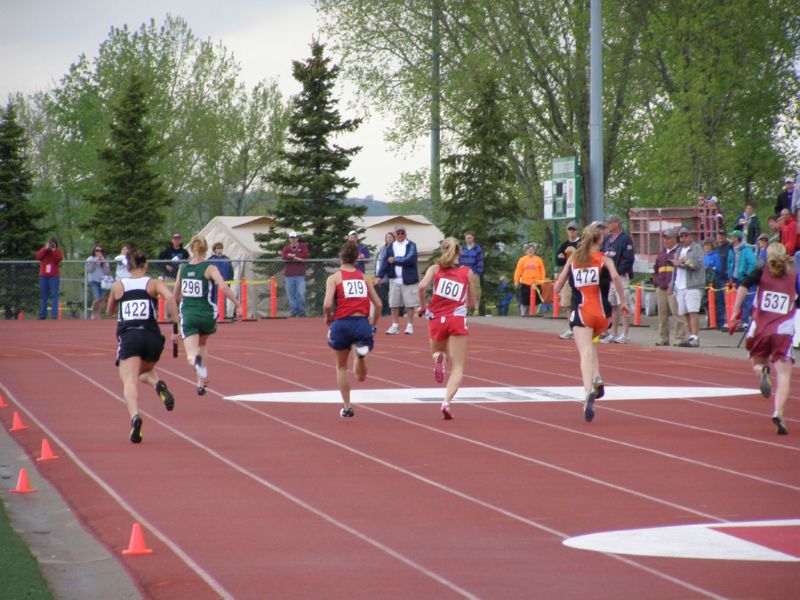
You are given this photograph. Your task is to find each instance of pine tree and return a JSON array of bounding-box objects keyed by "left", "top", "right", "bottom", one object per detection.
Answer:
[
  {"left": 441, "top": 74, "right": 520, "bottom": 311},
  {"left": 256, "top": 40, "right": 364, "bottom": 260},
  {"left": 0, "top": 101, "right": 44, "bottom": 318},
  {"left": 87, "top": 70, "right": 172, "bottom": 255},
  {"left": 0, "top": 101, "right": 43, "bottom": 259}
]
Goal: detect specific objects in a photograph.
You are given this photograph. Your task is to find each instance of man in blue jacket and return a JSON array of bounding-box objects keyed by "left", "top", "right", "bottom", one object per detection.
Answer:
[
  {"left": 601, "top": 215, "right": 636, "bottom": 343},
  {"left": 379, "top": 225, "right": 419, "bottom": 334},
  {"left": 459, "top": 231, "right": 484, "bottom": 315}
]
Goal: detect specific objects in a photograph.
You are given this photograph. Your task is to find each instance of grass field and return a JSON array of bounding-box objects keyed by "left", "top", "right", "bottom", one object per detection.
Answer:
[{"left": 0, "top": 497, "right": 53, "bottom": 600}]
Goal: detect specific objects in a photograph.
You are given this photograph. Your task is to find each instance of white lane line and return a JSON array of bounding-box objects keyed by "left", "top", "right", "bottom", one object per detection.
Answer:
[{"left": 26, "top": 351, "right": 481, "bottom": 600}]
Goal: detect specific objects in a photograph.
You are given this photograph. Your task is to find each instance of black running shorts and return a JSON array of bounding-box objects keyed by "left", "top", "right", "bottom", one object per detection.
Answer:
[{"left": 117, "top": 328, "right": 165, "bottom": 364}]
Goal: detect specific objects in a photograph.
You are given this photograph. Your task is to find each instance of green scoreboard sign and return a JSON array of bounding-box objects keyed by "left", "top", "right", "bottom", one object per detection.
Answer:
[{"left": 544, "top": 156, "right": 580, "bottom": 220}]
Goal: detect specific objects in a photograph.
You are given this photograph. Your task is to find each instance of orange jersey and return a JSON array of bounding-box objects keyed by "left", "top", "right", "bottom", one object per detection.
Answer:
[{"left": 569, "top": 251, "right": 611, "bottom": 321}]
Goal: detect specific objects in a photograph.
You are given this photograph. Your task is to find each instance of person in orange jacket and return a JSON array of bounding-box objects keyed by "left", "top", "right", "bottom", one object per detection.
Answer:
[{"left": 513, "top": 243, "right": 545, "bottom": 316}]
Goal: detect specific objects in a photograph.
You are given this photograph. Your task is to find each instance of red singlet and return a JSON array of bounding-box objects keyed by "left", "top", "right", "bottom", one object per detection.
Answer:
[
  {"left": 334, "top": 269, "right": 370, "bottom": 319},
  {"left": 428, "top": 265, "right": 471, "bottom": 318}
]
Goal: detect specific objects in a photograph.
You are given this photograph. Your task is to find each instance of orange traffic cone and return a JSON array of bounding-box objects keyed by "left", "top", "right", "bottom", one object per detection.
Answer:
[
  {"left": 122, "top": 522, "right": 154, "bottom": 555},
  {"left": 36, "top": 438, "right": 58, "bottom": 462},
  {"left": 10, "top": 411, "right": 29, "bottom": 432},
  {"left": 9, "top": 467, "right": 37, "bottom": 494},
  {"left": 0, "top": 390, "right": 8, "bottom": 408}
]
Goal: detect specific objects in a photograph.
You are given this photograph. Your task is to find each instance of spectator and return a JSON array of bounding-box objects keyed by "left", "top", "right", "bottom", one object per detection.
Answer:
[
  {"left": 281, "top": 231, "right": 309, "bottom": 317},
  {"left": 728, "top": 242, "right": 797, "bottom": 435},
  {"left": 86, "top": 244, "right": 112, "bottom": 319},
  {"left": 347, "top": 230, "right": 370, "bottom": 273},
  {"left": 653, "top": 230, "right": 688, "bottom": 346},
  {"left": 727, "top": 230, "right": 757, "bottom": 328},
  {"left": 774, "top": 177, "right": 794, "bottom": 215},
  {"left": 35, "top": 236, "right": 63, "bottom": 319},
  {"left": 158, "top": 233, "right": 190, "bottom": 279},
  {"left": 733, "top": 203, "right": 761, "bottom": 245},
  {"left": 495, "top": 275, "right": 514, "bottom": 316},
  {"left": 374, "top": 232, "right": 395, "bottom": 316},
  {"left": 114, "top": 243, "right": 132, "bottom": 280},
  {"left": 379, "top": 225, "right": 419, "bottom": 334},
  {"left": 513, "top": 243, "right": 545, "bottom": 316},
  {"left": 714, "top": 230, "right": 732, "bottom": 330},
  {"left": 208, "top": 241, "right": 235, "bottom": 318},
  {"left": 459, "top": 231, "right": 485, "bottom": 315},
  {"left": 672, "top": 227, "right": 705, "bottom": 347},
  {"left": 756, "top": 233, "right": 770, "bottom": 267},
  {"left": 557, "top": 221, "right": 581, "bottom": 339},
  {"left": 778, "top": 209, "right": 798, "bottom": 255},
  {"left": 600, "top": 215, "right": 635, "bottom": 343},
  {"left": 702, "top": 238, "right": 722, "bottom": 319}
]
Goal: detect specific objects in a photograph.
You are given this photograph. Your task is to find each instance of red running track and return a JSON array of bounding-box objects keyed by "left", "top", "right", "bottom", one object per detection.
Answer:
[{"left": 0, "top": 319, "right": 798, "bottom": 599}]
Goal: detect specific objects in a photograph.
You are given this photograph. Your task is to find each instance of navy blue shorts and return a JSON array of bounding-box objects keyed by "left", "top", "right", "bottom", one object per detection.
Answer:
[
  {"left": 328, "top": 316, "right": 374, "bottom": 352},
  {"left": 116, "top": 328, "right": 165, "bottom": 364}
]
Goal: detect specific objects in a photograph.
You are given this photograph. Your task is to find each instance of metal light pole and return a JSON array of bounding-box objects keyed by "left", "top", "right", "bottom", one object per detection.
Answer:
[{"left": 589, "top": 0, "right": 604, "bottom": 222}]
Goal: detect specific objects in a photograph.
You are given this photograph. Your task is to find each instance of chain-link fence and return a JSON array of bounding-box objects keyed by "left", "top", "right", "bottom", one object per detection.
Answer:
[{"left": 0, "top": 258, "right": 390, "bottom": 320}]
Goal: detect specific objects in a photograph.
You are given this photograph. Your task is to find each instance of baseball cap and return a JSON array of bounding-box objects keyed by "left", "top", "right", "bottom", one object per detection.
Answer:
[
  {"left": 729, "top": 230, "right": 744, "bottom": 240},
  {"left": 393, "top": 225, "right": 406, "bottom": 233},
  {"left": 347, "top": 230, "right": 357, "bottom": 237},
  {"left": 786, "top": 177, "right": 795, "bottom": 184},
  {"left": 288, "top": 231, "right": 298, "bottom": 237},
  {"left": 677, "top": 226, "right": 690, "bottom": 235},
  {"left": 172, "top": 233, "right": 182, "bottom": 239},
  {"left": 566, "top": 221, "right": 578, "bottom": 230},
  {"left": 663, "top": 229, "right": 678, "bottom": 238},
  {"left": 589, "top": 220, "right": 606, "bottom": 228},
  {"left": 606, "top": 215, "right": 622, "bottom": 224}
]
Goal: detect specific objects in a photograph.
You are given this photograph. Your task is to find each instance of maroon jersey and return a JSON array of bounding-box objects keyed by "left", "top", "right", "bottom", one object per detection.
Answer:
[
  {"left": 334, "top": 269, "right": 370, "bottom": 319},
  {"left": 428, "top": 265, "right": 470, "bottom": 318},
  {"left": 751, "top": 270, "right": 798, "bottom": 337}
]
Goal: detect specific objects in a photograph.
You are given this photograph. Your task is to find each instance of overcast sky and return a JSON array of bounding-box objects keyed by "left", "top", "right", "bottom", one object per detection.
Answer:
[{"left": 0, "top": 0, "right": 426, "bottom": 201}]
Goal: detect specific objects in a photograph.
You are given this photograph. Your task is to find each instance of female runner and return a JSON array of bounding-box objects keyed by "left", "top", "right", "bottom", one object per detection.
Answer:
[
  {"left": 107, "top": 250, "right": 179, "bottom": 443},
  {"left": 174, "top": 235, "right": 242, "bottom": 395},
  {"left": 417, "top": 237, "right": 476, "bottom": 420},
  {"left": 323, "top": 241, "right": 382, "bottom": 417},
  {"left": 553, "top": 223, "right": 630, "bottom": 422},
  {"left": 728, "top": 242, "right": 798, "bottom": 434}
]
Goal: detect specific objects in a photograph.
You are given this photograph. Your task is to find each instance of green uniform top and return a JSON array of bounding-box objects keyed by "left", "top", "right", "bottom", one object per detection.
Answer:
[{"left": 178, "top": 261, "right": 216, "bottom": 323}]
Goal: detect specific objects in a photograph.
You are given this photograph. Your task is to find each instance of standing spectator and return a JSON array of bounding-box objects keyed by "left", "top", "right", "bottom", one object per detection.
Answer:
[
  {"left": 114, "top": 243, "right": 132, "bottom": 280},
  {"left": 728, "top": 242, "right": 797, "bottom": 435},
  {"left": 653, "top": 230, "right": 687, "bottom": 346},
  {"left": 86, "top": 244, "right": 112, "bottom": 319},
  {"left": 347, "top": 230, "right": 370, "bottom": 273},
  {"left": 600, "top": 215, "right": 635, "bottom": 343},
  {"left": 495, "top": 275, "right": 514, "bottom": 316},
  {"left": 513, "top": 243, "right": 545, "bottom": 316},
  {"left": 323, "top": 241, "right": 382, "bottom": 418},
  {"left": 557, "top": 221, "right": 581, "bottom": 339},
  {"left": 158, "top": 233, "right": 190, "bottom": 279},
  {"left": 281, "top": 231, "right": 309, "bottom": 317},
  {"left": 727, "top": 231, "right": 757, "bottom": 328},
  {"left": 374, "top": 231, "right": 395, "bottom": 316},
  {"left": 734, "top": 203, "right": 761, "bottom": 245},
  {"left": 702, "top": 239, "right": 722, "bottom": 319},
  {"left": 459, "top": 231, "right": 484, "bottom": 315},
  {"left": 35, "top": 236, "right": 63, "bottom": 319},
  {"left": 775, "top": 177, "right": 794, "bottom": 215},
  {"left": 714, "top": 230, "right": 732, "bottom": 330},
  {"left": 208, "top": 242, "right": 235, "bottom": 318},
  {"left": 417, "top": 237, "right": 476, "bottom": 420},
  {"left": 672, "top": 227, "right": 705, "bottom": 347},
  {"left": 778, "top": 209, "right": 798, "bottom": 255},
  {"left": 756, "top": 233, "right": 770, "bottom": 267},
  {"left": 379, "top": 225, "right": 419, "bottom": 334}
]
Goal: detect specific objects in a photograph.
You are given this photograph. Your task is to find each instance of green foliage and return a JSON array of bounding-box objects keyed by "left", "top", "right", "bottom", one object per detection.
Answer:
[
  {"left": 86, "top": 71, "right": 172, "bottom": 255},
  {"left": 256, "top": 40, "right": 365, "bottom": 260},
  {"left": 0, "top": 100, "right": 43, "bottom": 258},
  {"left": 0, "top": 499, "right": 53, "bottom": 599}
]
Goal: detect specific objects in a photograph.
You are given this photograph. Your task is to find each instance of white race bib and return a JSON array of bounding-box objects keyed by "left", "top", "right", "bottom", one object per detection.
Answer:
[
  {"left": 760, "top": 291, "right": 791, "bottom": 315},
  {"left": 342, "top": 278, "right": 367, "bottom": 298},
  {"left": 434, "top": 277, "right": 464, "bottom": 301},
  {"left": 120, "top": 299, "right": 150, "bottom": 321},
  {"left": 181, "top": 278, "right": 203, "bottom": 298},
  {"left": 572, "top": 266, "right": 600, "bottom": 288}
]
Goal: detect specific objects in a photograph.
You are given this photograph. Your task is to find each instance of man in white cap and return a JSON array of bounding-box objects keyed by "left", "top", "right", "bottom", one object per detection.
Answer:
[
  {"left": 346, "top": 230, "right": 370, "bottom": 273},
  {"left": 775, "top": 177, "right": 794, "bottom": 215},
  {"left": 281, "top": 231, "right": 309, "bottom": 317},
  {"left": 671, "top": 226, "right": 705, "bottom": 347},
  {"left": 556, "top": 221, "right": 580, "bottom": 339}
]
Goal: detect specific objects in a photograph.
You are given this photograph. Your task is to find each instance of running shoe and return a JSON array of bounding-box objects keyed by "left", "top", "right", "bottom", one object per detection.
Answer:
[
  {"left": 441, "top": 402, "right": 453, "bottom": 420},
  {"left": 599, "top": 334, "right": 615, "bottom": 344},
  {"left": 197, "top": 385, "right": 207, "bottom": 396},
  {"left": 559, "top": 330, "right": 574, "bottom": 340},
  {"left": 615, "top": 335, "right": 630, "bottom": 344},
  {"left": 156, "top": 380, "right": 175, "bottom": 411},
  {"left": 385, "top": 324, "right": 400, "bottom": 335},
  {"left": 194, "top": 355, "right": 208, "bottom": 379},
  {"left": 592, "top": 375, "right": 605, "bottom": 400},
  {"left": 354, "top": 345, "right": 369, "bottom": 358},
  {"left": 339, "top": 407, "right": 354, "bottom": 418},
  {"left": 772, "top": 415, "right": 788, "bottom": 435},
  {"left": 583, "top": 391, "right": 596, "bottom": 422},
  {"left": 404, "top": 323, "right": 414, "bottom": 335},
  {"left": 655, "top": 340, "right": 670, "bottom": 346},
  {"left": 433, "top": 352, "right": 446, "bottom": 384},
  {"left": 130, "top": 415, "right": 143, "bottom": 444},
  {"left": 759, "top": 365, "right": 771, "bottom": 399}
]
